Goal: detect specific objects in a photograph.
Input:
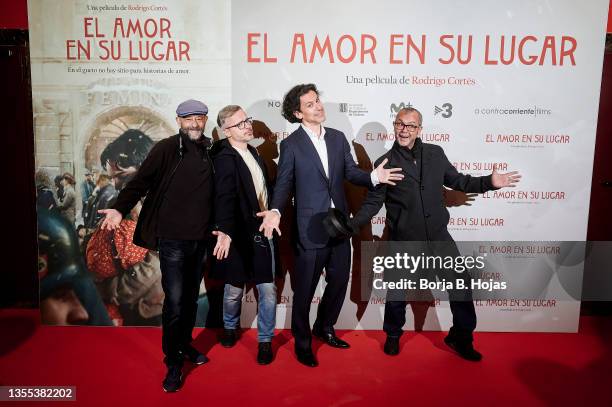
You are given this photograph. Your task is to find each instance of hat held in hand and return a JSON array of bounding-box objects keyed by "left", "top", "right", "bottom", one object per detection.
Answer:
[{"left": 323, "top": 208, "right": 357, "bottom": 239}]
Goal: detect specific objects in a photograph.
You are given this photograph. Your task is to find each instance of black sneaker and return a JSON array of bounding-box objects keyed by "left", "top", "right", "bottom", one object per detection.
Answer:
[
  {"left": 383, "top": 336, "right": 400, "bottom": 356},
  {"left": 220, "top": 329, "right": 237, "bottom": 348},
  {"left": 182, "top": 345, "right": 209, "bottom": 365},
  {"left": 444, "top": 335, "right": 482, "bottom": 362},
  {"left": 257, "top": 342, "right": 273, "bottom": 365},
  {"left": 162, "top": 365, "right": 183, "bottom": 393}
]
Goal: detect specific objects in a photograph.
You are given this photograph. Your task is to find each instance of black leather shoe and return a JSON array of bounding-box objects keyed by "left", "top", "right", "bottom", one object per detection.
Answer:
[
  {"left": 220, "top": 329, "right": 237, "bottom": 348},
  {"left": 444, "top": 335, "right": 482, "bottom": 362},
  {"left": 182, "top": 345, "right": 209, "bottom": 365},
  {"left": 296, "top": 349, "right": 318, "bottom": 367},
  {"left": 383, "top": 336, "right": 400, "bottom": 356},
  {"left": 162, "top": 365, "right": 183, "bottom": 393},
  {"left": 257, "top": 342, "right": 273, "bottom": 365},
  {"left": 313, "top": 329, "right": 350, "bottom": 349}
]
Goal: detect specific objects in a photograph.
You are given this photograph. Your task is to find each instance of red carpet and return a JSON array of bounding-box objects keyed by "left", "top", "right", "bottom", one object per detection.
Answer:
[{"left": 0, "top": 309, "right": 610, "bottom": 407}]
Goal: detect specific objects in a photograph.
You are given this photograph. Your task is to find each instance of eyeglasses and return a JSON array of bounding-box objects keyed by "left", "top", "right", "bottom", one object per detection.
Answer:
[
  {"left": 225, "top": 117, "right": 253, "bottom": 130},
  {"left": 393, "top": 121, "right": 421, "bottom": 132}
]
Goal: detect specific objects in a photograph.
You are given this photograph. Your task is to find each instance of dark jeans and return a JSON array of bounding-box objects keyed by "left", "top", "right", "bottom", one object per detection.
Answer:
[{"left": 159, "top": 238, "right": 207, "bottom": 367}]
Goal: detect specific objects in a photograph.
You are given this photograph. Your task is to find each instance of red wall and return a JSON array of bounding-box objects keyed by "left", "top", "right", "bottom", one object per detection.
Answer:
[{"left": 0, "top": 1, "right": 28, "bottom": 29}]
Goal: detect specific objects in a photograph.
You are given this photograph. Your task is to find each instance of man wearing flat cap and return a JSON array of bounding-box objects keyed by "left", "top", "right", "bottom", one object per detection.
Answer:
[{"left": 99, "top": 99, "right": 228, "bottom": 392}]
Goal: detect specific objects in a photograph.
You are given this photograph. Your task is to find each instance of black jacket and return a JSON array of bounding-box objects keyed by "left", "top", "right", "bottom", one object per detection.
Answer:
[
  {"left": 353, "top": 139, "right": 498, "bottom": 241},
  {"left": 112, "top": 133, "right": 213, "bottom": 250},
  {"left": 210, "top": 139, "right": 279, "bottom": 285}
]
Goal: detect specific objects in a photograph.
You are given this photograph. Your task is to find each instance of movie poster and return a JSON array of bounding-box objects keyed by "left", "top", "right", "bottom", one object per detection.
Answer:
[
  {"left": 30, "top": 0, "right": 608, "bottom": 332},
  {"left": 230, "top": 0, "right": 607, "bottom": 332},
  {"left": 30, "top": 0, "right": 230, "bottom": 326}
]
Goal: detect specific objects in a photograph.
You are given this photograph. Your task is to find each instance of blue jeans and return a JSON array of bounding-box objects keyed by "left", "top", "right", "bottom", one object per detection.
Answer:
[
  {"left": 223, "top": 282, "right": 277, "bottom": 342},
  {"left": 223, "top": 237, "right": 276, "bottom": 342}
]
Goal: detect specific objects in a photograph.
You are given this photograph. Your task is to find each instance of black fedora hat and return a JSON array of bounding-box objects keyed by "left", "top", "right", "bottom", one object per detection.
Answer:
[{"left": 322, "top": 208, "right": 355, "bottom": 239}]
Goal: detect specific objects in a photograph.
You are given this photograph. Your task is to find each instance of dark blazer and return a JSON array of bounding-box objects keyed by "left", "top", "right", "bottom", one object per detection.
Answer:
[
  {"left": 211, "top": 139, "right": 279, "bottom": 285},
  {"left": 271, "top": 126, "right": 372, "bottom": 249},
  {"left": 353, "top": 139, "right": 498, "bottom": 241}
]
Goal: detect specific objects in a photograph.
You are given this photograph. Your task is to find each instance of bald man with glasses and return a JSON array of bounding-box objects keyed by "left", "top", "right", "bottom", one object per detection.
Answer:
[{"left": 352, "top": 107, "right": 521, "bottom": 361}]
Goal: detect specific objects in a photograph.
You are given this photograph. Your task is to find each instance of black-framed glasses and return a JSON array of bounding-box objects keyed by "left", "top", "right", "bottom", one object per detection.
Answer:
[
  {"left": 225, "top": 117, "right": 253, "bottom": 130},
  {"left": 393, "top": 121, "right": 421, "bottom": 131}
]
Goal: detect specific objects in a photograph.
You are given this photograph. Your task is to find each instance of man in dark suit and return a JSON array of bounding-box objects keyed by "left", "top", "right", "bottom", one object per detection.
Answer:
[
  {"left": 210, "top": 105, "right": 279, "bottom": 365},
  {"left": 258, "top": 83, "right": 403, "bottom": 367},
  {"left": 352, "top": 107, "right": 521, "bottom": 361}
]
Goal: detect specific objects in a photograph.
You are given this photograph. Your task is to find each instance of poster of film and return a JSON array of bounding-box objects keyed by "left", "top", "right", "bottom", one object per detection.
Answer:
[
  {"left": 30, "top": 0, "right": 608, "bottom": 331},
  {"left": 30, "top": 0, "right": 230, "bottom": 326},
  {"left": 231, "top": 0, "right": 608, "bottom": 332}
]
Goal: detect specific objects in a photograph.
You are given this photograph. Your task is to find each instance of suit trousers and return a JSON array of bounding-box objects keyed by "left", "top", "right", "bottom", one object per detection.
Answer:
[
  {"left": 292, "top": 239, "right": 351, "bottom": 352},
  {"left": 383, "top": 263, "right": 477, "bottom": 343}
]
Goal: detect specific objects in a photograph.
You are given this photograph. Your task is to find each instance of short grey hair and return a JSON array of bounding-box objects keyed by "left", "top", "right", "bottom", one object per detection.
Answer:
[
  {"left": 217, "top": 105, "right": 243, "bottom": 128},
  {"left": 396, "top": 107, "right": 423, "bottom": 126}
]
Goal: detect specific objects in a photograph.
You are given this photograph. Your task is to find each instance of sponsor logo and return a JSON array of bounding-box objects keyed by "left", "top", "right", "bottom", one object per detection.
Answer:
[
  {"left": 474, "top": 106, "right": 552, "bottom": 116},
  {"left": 434, "top": 103, "right": 453, "bottom": 118},
  {"left": 390, "top": 102, "right": 412, "bottom": 118},
  {"left": 339, "top": 103, "right": 368, "bottom": 117}
]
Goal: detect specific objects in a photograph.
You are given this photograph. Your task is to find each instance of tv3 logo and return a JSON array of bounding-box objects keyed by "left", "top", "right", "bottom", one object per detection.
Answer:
[{"left": 434, "top": 103, "right": 453, "bottom": 118}]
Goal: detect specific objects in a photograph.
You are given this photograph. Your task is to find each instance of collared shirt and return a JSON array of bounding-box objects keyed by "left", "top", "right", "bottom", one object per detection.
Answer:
[
  {"left": 232, "top": 145, "right": 268, "bottom": 211},
  {"left": 301, "top": 124, "right": 334, "bottom": 207},
  {"left": 301, "top": 124, "right": 380, "bottom": 187}
]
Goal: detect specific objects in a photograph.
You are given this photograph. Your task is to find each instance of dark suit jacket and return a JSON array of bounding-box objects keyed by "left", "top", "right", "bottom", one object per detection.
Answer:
[
  {"left": 211, "top": 139, "right": 279, "bottom": 285},
  {"left": 271, "top": 126, "right": 372, "bottom": 249},
  {"left": 353, "top": 139, "right": 498, "bottom": 242}
]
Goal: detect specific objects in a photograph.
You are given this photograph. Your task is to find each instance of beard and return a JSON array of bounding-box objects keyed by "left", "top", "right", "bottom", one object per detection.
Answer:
[{"left": 180, "top": 126, "right": 204, "bottom": 141}]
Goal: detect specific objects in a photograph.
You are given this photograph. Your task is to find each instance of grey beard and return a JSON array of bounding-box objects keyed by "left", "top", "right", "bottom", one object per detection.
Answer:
[{"left": 180, "top": 128, "right": 204, "bottom": 140}]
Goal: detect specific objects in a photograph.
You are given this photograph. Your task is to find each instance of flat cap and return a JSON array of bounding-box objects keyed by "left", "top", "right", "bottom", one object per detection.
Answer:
[{"left": 176, "top": 99, "right": 208, "bottom": 117}]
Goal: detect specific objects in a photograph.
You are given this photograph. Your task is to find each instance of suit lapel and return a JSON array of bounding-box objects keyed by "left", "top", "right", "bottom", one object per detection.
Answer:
[{"left": 324, "top": 130, "right": 335, "bottom": 184}]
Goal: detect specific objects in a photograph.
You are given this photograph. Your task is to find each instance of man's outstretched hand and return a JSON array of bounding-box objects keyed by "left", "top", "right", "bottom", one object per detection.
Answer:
[
  {"left": 374, "top": 158, "right": 404, "bottom": 186},
  {"left": 491, "top": 164, "right": 522, "bottom": 188},
  {"left": 212, "top": 230, "right": 231, "bottom": 260},
  {"left": 98, "top": 208, "right": 123, "bottom": 230},
  {"left": 257, "top": 210, "right": 281, "bottom": 238}
]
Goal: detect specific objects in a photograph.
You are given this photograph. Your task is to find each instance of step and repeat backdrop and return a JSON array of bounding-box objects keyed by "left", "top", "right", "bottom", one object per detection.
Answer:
[{"left": 30, "top": 0, "right": 608, "bottom": 331}]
